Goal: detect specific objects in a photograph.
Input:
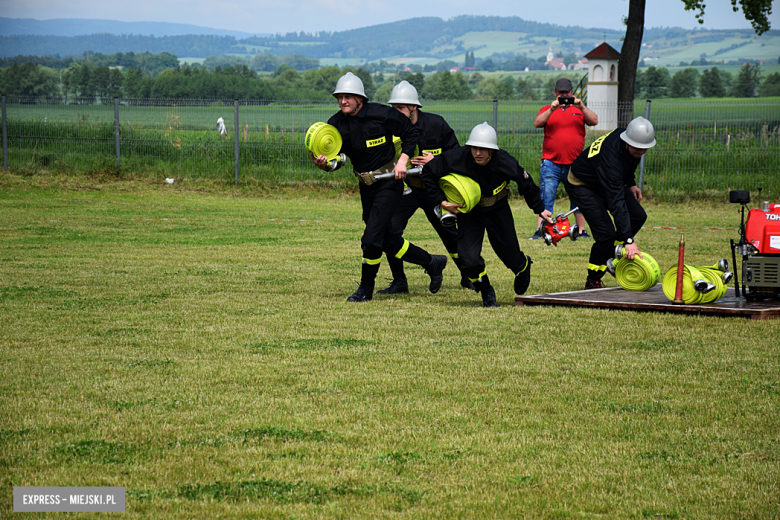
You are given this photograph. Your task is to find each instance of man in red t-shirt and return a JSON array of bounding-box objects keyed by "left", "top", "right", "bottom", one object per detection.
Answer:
[{"left": 529, "top": 78, "right": 598, "bottom": 239}]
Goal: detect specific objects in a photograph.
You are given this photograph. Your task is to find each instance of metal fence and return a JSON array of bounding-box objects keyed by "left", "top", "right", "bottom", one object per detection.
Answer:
[{"left": 2, "top": 95, "right": 779, "bottom": 197}]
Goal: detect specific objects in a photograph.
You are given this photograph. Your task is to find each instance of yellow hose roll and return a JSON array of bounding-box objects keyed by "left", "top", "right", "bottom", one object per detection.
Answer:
[
  {"left": 662, "top": 264, "right": 706, "bottom": 304},
  {"left": 305, "top": 122, "right": 343, "bottom": 161},
  {"left": 614, "top": 251, "right": 661, "bottom": 291},
  {"left": 696, "top": 267, "right": 727, "bottom": 303},
  {"left": 439, "top": 173, "right": 481, "bottom": 213},
  {"left": 392, "top": 136, "right": 418, "bottom": 169}
]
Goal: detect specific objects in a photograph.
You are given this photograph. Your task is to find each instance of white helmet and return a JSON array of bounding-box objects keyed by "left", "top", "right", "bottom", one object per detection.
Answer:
[
  {"left": 465, "top": 122, "right": 499, "bottom": 150},
  {"left": 333, "top": 72, "right": 367, "bottom": 100},
  {"left": 388, "top": 80, "right": 421, "bottom": 106},
  {"left": 620, "top": 116, "right": 657, "bottom": 149}
]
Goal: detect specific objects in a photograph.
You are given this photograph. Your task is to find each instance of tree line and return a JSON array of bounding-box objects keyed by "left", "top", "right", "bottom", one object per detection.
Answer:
[
  {"left": 635, "top": 64, "right": 779, "bottom": 98},
  {"left": 1, "top": 60, "right": 778, "bottom": 101}
]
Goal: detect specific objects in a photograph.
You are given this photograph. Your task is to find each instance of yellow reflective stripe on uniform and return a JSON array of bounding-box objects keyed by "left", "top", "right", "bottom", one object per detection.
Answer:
[
  {"left": 362, "top": 257, "right": 382, "bottom": 265},
  {"left": 469, "top": 269, "right": 488, "bottom": 283},
  {"left": 421, "top": 148, "right": 442, "bottom": 156},
  {"left": 587, "top": 130, "right": 614, "bottom": 158},
  {"left": 493, "top": 181, "right": 507, "bottom": 195},
  {"left": 394, "top": 239, "right": 410, "bottom": 259},
  {"left": 614, "top": 240, "right": 625, "bottom": 245},
  {"left": 588, "top": 263, "right": 607, "bottom": 272},
  {"left": 366, "top": 136, "right": 386, "bottom": 148},
  {"left": 448, "top": 252, "right": 459, "bottom": 259}
]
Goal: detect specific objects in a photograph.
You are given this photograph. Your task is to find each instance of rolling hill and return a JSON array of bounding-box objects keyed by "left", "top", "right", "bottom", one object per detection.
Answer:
[{"left": 0, "top": 15, "right": 777, "bottom": 68}]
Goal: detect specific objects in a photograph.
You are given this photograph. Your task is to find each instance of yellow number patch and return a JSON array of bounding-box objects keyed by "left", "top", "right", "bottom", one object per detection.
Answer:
[
  {"left": 366, "top": 136, "right": 387, "bottom": 148},
  {"left": 587, "top": 130, "right": 614, "bottom": 158}
]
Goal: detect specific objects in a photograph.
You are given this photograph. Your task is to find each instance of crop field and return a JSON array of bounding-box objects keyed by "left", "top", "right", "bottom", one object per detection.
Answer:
[
  {"left": 1, "top": 172, "right": 778, "bottom": 518},
  {"left": 3, "top": 97, "right": 780, "bottom": 197}
]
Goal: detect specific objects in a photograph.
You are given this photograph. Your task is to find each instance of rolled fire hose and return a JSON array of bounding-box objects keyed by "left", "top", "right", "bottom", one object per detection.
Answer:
[
  {"left": 662, "top": 264, "right": 708, "bottom": 304},
  {"left": 611, "top": 249, "right": 661, "bottom": 291},
  {"left": 305, "top": 122, "right": 343, "bottom": 162},
  {"left": 661, "top": 259, "right": 732, "bottom": 304},
  {"left": 697, "top": 267, "right": 728, "bottom": 303},
  {"left": 392, "top": 136, "right": 419, "bottom": 169},
  {"left": 439, "top": 173, "right": 481, "bottom": 213}
]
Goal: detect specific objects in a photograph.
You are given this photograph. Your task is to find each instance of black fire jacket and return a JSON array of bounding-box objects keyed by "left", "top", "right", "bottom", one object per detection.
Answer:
[
  {"left": 422, "top": 146, "right": 545, "bottom": 214},
  {"left": 328, "top": 102, "right": 420, "bottom": 173},
  {"left": 570, "top": 129, "right": 641, "bottom": 241}
]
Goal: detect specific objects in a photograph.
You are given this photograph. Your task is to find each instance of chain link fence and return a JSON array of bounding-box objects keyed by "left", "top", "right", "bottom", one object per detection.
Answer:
[{"left": 2, "top": 95, "right": 778, "bottom": 197}]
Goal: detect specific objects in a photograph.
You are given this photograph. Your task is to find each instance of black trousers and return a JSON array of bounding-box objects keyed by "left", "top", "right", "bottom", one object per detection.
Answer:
[
  {"left": 359, "top": 178, "right": 406, "bottom": 259},
  {"left": 457, "top": 203, "right": 527, "bottom": 282},
  {"left": 565, "top": 180, "right": 647, "bottom": 280},
  {"left": 358, "top": 178, "right": 432, "bottom": 289},
  {"left": 384, "top": 187, "right": 460, "bottom": 280}
]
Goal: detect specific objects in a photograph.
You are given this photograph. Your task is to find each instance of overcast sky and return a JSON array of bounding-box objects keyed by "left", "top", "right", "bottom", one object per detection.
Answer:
[{"left": 3, "top": 0, "right": 777, "bottom": 35}]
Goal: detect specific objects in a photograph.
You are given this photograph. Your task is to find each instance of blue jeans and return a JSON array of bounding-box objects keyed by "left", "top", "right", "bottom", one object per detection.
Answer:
[{"left": 539, "top": 159, "right": 577, "bottom": 215}]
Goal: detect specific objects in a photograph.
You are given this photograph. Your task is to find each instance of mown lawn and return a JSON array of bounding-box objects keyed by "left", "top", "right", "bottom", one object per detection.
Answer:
[{"left": 1, "top": 172, "right": 778, "bottom": 518}]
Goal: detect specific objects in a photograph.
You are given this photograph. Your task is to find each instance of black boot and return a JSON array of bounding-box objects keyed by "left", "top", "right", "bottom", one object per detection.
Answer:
[
  {"left": 346, "top": 285, "right": 373, "bottom": 302},
  {"left": 376, "top": 278, "right": 409, "bottom": 295},
  {"left": 514, "top": 256, "right": 533, "bottom": 295},
  {"left": 473, "top": 274, "right": 498, "bottom": 307},
  {"left": 481, "top": 284, "right": 499, "bottom": 308},
  {"left": 425, "top": 255, "right": 448, "bottom": 294},
  {"left": 460, "top": 275, "right": 477, "bottom": 291},
  {"left": 453, "top": 257, "right": 477, "bottom": 291}
]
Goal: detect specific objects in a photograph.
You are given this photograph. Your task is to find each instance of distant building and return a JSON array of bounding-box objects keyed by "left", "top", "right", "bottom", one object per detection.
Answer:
[
  {"left": 584, "top": 42, "right": 621, "bottom": 131},
  {"left": 544, "top": 47, "right": 566, "bottom": 70},
  {"left": 450, "top": 66, "right": 462, "bottom": 73},
  {"left": 548, "top": 58, "right": 566, "bottom": 70},
  {"left": 569, "top": 59, "right": 589, "bottom": 71}
]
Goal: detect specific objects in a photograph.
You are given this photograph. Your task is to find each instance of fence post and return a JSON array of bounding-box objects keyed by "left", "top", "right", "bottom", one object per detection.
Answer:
[
  {"left": 2, "top": 95, "right": 7, "bottom": 171},
  {"left": 638, "top": 99, "right": 652, "bottom": 190},
  {"left": 234, "top": 99, "right": 239, "bottom": 186},
  {"left": 492, "top": 99, "right": 498, "bottom": 131},
  {"left": 114, "top": 97, "right": 120, "bottom": 172}
]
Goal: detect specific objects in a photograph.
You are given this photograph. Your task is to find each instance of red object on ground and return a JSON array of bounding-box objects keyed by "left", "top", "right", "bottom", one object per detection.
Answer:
[
  {"left": 540, "top": 215, "right": 573, "bottom": 247},
  {"left": 673, "top": 233, "right": 685, "bottom": 304}
]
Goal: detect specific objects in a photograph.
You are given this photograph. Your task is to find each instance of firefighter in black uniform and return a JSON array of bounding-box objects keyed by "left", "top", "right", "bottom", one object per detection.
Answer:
[
  {"left": 377, "top": 80, "right": 475, "bottom": 295},
  {"left": 564, "top": 116, "right": 656, "bottom": 290},
  {"left": 310, "top": 72, "right": 447, "bottom": 302},
  {"left": 421, "top": 122, "right": 553, "bottom": 307}
]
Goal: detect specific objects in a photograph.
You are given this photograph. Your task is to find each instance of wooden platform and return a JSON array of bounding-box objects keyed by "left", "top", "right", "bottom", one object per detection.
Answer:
[{"left": 514, "top": 284, "right": 780, "bottom": 320}]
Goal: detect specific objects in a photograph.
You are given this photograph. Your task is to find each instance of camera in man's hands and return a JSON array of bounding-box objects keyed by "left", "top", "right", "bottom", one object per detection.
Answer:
[{"left": 558, "top": 96, "right": 575, "bottom": 105}]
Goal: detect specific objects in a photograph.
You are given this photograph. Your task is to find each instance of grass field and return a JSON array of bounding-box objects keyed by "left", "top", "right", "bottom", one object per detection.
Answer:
[
  {"left": 1, "top": 172, "right": 778, "bottom": 518},
  {"left": 4, "top": 97, "right": 780, "bottom": 197}
]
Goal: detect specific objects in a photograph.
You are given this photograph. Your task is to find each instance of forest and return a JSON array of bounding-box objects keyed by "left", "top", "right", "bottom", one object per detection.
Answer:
[{"left": 1, "top": 56, "right": 778, "bottom": 101}]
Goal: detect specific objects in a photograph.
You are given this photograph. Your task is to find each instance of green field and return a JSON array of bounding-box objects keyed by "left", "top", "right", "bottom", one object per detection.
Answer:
[
  {"left": 4, "top": 97, "right": 779, "bottom": 197},
  {"left": 320, "top": 31, "right": 780, "bottom": 71},
  {"left": 1, "top": 173, "right": 778, "bottom": 518}
]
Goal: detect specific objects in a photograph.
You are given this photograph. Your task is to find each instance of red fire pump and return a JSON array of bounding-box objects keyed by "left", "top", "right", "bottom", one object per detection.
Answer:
[
  {"left": 538, "top": 207, "right": 580, "bottom": 247},
  {"left": 730, "top": 188, "right": 780, "bottom": 300}
]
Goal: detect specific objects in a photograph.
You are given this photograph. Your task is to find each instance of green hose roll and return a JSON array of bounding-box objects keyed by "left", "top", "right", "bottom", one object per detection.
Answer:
[
  {"left": 662, "top": 264, "right": 707, "bottom": 304},
  {"left": 439, "top": 173, "right": 481, "bottom": 213},
  {"left": 613, "top": 251, "right": 661, "bottom": 291},
  {"left": 305, "top": 122, "right": 343, "bottom": 161}
]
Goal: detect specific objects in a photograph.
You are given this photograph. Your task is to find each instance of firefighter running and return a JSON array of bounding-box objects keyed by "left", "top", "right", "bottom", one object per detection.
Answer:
[
  {"left": 563, "top": 116, "right": 657, "bottom": 289},
  {"left": 309, "top": 72, "right": 447, "bottom": 302},
  {"left": 421, "top": 122, "right": 553, "bottom": 307},
  {"left": 377, "top": 80, "right": 475, "bottom": 295}
]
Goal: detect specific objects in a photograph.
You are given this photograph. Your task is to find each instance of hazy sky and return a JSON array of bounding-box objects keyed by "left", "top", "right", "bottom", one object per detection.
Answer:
[{"left": 4, "top": 0, "right": 777, "bottom": 35}]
